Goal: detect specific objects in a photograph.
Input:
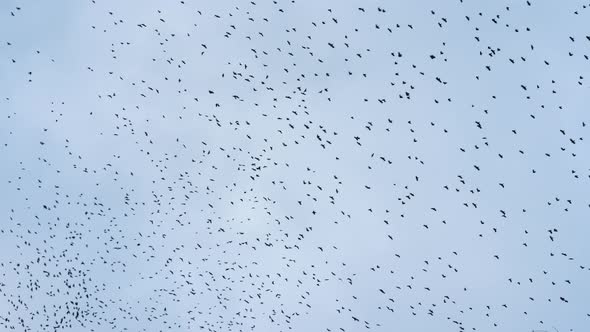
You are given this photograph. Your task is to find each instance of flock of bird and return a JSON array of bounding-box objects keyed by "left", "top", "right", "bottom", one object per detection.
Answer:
[{"left": 1, "top": 0, "right": 589, "bottom": 331}]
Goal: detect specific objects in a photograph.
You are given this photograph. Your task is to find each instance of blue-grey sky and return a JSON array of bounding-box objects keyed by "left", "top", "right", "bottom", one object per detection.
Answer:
[{"left": 1, "top": 0, "right": 589, "bottom": 331}]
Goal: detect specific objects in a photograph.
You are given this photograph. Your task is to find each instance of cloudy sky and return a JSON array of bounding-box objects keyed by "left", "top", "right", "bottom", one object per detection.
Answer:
[{"left": 1, "top": 0, "right": 589, "bottom": 331}]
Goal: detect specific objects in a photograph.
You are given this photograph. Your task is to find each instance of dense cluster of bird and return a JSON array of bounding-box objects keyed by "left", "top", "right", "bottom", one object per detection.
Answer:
[{"left": 1, "top": 0, "right": 589, "bottom": 331}]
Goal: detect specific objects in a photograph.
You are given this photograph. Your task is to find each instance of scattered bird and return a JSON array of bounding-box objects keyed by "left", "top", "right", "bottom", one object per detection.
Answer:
[{"left": 0, "top": 1, "right": 588, "bottom": 331}]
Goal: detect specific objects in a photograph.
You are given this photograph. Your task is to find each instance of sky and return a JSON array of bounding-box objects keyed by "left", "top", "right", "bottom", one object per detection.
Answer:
[{"left": 0, "top": 0, "right": 589, "bottom": 331}]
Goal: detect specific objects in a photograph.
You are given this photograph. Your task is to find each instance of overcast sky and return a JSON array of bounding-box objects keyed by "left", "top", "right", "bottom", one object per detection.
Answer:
[{"left": 1, "top": 0, "right": 589, "bottom": 331}]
